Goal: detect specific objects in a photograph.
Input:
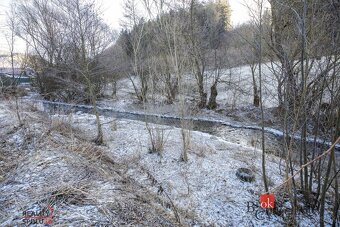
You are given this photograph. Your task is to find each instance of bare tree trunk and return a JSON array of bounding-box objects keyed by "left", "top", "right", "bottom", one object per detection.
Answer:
[
  {"left": 257, "top": 0, "right": 269, "bottom": 193},
  {"left": 165, "top": 72, "right": 174, "bottom": 104},
  {"left": 112, "top": 79, "right": 117, "bottom": 98},
  {"left": 300, "top": 0, "right": 310, "bottom": 204},
  {"left": 164, "top": 72, "right": 178, "bottom": 104},
  {"left": 197, "top": 66, "right": 207, "bottom": 108},
  {"left": 250, "top": 65, "right": 260, "bottom": 107},
  {"left": 207, "top": 82, "right": 218, "bottom": 110},
  {"left": 76, "top": 0, "right": 104, "bottom": 145},
  {"left": 320, "top": 134, "right": 338, "bottom": 226},
  {"left": 190, "top": 46, "right": 207, "bottom": 108},
  {"left": 85, "top": 72, "right": 103, "bottom": 145},
  {"left": 331, "top": 110, "right": 339, "bottom": 227},
  {"left": 7, "top": 6, "right": 22, "bottom": 126},
  {"left": 188, "top": 0, "right": 207, "bottom": 109}
]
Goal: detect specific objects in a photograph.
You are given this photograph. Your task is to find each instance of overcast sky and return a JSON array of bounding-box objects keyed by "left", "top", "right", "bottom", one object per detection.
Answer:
[{"left": 0, "top": 0, "right": 269, "bottom": 54}]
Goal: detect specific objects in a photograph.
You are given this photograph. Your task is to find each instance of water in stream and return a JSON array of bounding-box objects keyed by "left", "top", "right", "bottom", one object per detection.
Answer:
[{"left": 40, "top": 100, "right": 339, "bottom": 156}]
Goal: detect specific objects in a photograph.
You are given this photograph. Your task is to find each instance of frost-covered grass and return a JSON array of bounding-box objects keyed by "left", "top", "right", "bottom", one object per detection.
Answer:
[
  {"left": 54, "top": 109, "right": 336, "bottom": 226},
  {"left": 0, "top": 100, "right": 182, "bottom": 226},
  {"left": 104, "top": 63, "right": 281, "bottom": 110},
  {"left": 0, "top": 99, "right": 336, "bottom": 226},
  {"left": 105, "top": 58, "right": 335, "bottom": 114}
]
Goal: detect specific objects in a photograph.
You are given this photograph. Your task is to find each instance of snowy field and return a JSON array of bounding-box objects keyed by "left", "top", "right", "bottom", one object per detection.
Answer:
[
  {"left": 0, "top": 59, "right": 337, "bottom": 226},
  {"left": 0, "top": 99, "right": 335, "bottom": 226},
  {"left": 104, "top": 63, "right": 281, "bottom": 111},
  {"left": 103, "top": 58, "right": 334, "bottom": 114}
]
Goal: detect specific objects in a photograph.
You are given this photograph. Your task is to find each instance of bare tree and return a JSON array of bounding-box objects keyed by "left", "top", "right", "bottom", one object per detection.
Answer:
[
  {"left": 231, "top": 22, "right": 261, "bottom": 107},
  {"left": 140, "top": 0, "right": 192, "bottom": 163},
  {"left": 246, "top": 0, "right": 269, "bottom": 194},
  {"left": 6, "top": 4, "right": 22, "bottom": 126},
  {"left": 16, "top": 0, "right": 114, "bottom": 144},
  {"left": 268, "top": 0, "right": 340, "bottom": 225},
  {"left": 121, "top": 0, "right": 150, "bottom": 103},
  {"left": 64, "top": 0, "right": 114, "bottom": 144}
]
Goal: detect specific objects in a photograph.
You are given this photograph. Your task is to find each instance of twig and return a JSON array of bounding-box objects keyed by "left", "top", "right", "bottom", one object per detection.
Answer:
[
  {"left": 140, "top": 166, "right": 181, "bottom": 225},
  {"left": 325, "top": 168, "right": 340, "bottom": 192}
]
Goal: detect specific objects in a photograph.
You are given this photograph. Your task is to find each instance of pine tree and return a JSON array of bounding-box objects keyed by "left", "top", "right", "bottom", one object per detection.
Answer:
[{"left": 216, "top": 0, "right": 231, "bottom": 30}]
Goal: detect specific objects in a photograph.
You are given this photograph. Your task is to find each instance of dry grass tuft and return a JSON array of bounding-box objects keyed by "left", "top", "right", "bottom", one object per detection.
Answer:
[
  {"left": 179, "top": 119, "right": 193, "bottom": 162},
  {"left": 0, "top": 147, "right": 19, "bottom": 183},
  {"left": 97, "top": 195, "right": 180, "bottom": 226},
  {"left": 147, "top": 127, "right": 168, "bottom": 155},
  {"left": 45, "top": 183, "right": 90, "bottom": 206},
  {"left": 51, "top": 117, "right": 74, "bottom": 136},
  {"left": 0, "top": 152, "right": 7, "bottom": 182},
  {"left": 63, "top": 140, "right": 124, "bottom": 181},
  {"left": 189, "top": 142, "right": 215, "bottom": 158}
]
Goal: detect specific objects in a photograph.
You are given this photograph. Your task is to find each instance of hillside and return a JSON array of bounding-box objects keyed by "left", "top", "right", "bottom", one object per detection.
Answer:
[{"left": 0, "top": 99, "right": 335, "bottom": 226}]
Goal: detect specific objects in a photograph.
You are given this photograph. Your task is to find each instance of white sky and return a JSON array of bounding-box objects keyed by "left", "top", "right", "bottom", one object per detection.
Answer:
[
  {"left": 100, "top": 0, "right": 261, "bottom": 28},
  {"left": 0, "top": 0, "right": 269, "bottom": 54}
]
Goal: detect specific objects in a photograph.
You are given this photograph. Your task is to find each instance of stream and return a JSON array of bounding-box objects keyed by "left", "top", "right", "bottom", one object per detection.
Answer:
[{"left": 35, "top": 99, "right": 340, "bottom": 152}]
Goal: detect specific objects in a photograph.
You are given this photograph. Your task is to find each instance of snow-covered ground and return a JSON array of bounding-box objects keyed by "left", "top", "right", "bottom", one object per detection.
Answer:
[
  {"left": 1, "top": 59, "right": 338, "bottom": 226},
  {"left": 0, "top": 99, "right": 335, "bottom": 226},
  {"left": 101, "top": 58, "right": 334, "bottom": 117},
  {"left": 103, "top": 63, "right": 281, "bottom": 111}
]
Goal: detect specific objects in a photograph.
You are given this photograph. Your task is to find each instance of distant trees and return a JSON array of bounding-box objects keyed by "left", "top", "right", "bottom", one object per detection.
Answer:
[
  {"left": 141, "top": 0, "right": 192, "bottom": 162},
  {"left": 245, "top": 0, "right": 269, "bottom": 198},
  {"left": 233, "top": 0, "right": 340, "bottom": 225},
  {"left": 267, "top": 0, "right": 340, "bottom": 225},
  {"left": 15, "top": 0, "right": 114, "bottom": 103},
  {"left": 5, "top": 4, "right": 23, "bottom": 126},
  {"left": 114, "top": 0, "right": 231, "bottom": 109},
  {"left": 184, "top": 0, "right": 229, "bottom": 108},
  {"left": 15, "top": 0, "right": 115, "bottom": 144},
  {"left": 120, "top": 0, "right": 150, "bottom": 102}
]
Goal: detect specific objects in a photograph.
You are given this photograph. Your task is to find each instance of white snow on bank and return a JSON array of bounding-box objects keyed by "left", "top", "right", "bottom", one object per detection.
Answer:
[
  {"left": 0, "top": 99, "right": 335, "bottom": 226},
  {"left": 52, "top": 111, "right": 328, "bottom": 226},
  {"left": 34, "top": 99, "right": 340, "bottom": 151}
]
